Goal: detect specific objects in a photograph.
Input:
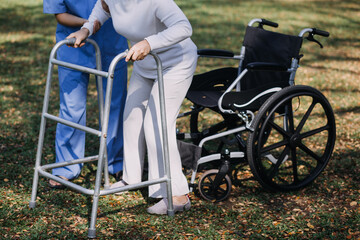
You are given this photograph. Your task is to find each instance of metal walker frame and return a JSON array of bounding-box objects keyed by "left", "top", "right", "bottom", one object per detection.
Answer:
[{"left": 29, "top": 38, "right": 175, "bottom": 238}]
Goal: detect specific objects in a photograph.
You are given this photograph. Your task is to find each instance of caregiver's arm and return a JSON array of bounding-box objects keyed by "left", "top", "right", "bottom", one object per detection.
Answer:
[
  {"left": 55, "top": 13, "right": 87, "bottom": 27},
  {"left": 67, "top": 0, "right": 110, "bottom": 48},
  {"left": 55, "top": 13, "right": 101, "bottom": 37}
]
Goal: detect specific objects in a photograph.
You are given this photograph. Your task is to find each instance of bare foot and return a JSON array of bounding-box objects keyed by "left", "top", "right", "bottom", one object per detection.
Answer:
[
  {"left": 49, "top": 176, "right": 68, "bottom": 189},
  {"left": 173, "top": 195, "right": 189, "bottom": 205}
]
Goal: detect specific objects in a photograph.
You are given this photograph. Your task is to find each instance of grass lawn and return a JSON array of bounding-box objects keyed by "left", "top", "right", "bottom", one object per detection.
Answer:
[{"left": 1, "top": 0, "right": 359, "bottom": 239}]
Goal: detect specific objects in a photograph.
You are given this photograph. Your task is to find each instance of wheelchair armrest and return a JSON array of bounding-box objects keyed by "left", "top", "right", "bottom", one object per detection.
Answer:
[
  {"left": 246, "top": 62, "right": 288, "bottom": 72},
  {"left": 198, "top": 49, "right": 235, "bottom": 58}
]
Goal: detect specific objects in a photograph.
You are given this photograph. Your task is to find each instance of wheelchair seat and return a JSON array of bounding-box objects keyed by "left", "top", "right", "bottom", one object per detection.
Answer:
[
  {"left": 187, "top": 25, "right": 303, "bottom": 114},
  {"left": 187, "top": 67, "right": 238, "bottom": 108}
]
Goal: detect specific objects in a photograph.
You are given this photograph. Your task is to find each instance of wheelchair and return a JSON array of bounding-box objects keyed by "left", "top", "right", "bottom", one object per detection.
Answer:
[{"left": 177, "top": 18, "right": 336, "bottom": 202}]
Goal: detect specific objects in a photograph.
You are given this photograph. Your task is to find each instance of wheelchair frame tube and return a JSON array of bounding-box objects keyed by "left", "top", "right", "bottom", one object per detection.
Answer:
[
  {"left": 189, "top": 125, "right": 247, "bottom": 192},
  {"left": 218, "top": 69, "right": 249, "bottom": 114}
]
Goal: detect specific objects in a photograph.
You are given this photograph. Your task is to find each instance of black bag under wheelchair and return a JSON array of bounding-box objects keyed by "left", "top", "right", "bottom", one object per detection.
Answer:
[{"left": 177, "top": 18, "right": 336, "bottom": 201}]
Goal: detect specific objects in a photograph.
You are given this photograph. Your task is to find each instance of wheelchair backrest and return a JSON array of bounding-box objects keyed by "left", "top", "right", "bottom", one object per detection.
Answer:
[{"left": 240, "top": 26, "right": 303, "bottom": 90}]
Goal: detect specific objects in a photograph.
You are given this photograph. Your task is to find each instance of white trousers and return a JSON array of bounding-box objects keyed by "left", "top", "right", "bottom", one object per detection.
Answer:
[{"left": 123, "top": 69, "right": 193, "bottom": 198}]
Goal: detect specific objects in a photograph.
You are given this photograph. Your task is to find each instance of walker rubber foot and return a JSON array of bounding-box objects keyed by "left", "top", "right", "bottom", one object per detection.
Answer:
[
  {"left": 88, "top": 229, "right": 96, "bottom": 239},
  {"left": 167, "top": 209, "right": 175, "bottom": 217},
  {"left": 29, "top": 201, "right": 36, "bottom": 208}
]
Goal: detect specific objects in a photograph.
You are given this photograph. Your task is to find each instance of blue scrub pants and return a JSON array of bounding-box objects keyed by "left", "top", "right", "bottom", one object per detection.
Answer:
[{"left": 52, "top": 57, "right": 127, "bottom": 180}]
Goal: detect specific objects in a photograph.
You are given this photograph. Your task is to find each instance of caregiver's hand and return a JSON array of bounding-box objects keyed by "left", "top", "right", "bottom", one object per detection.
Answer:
[
  {"left": 125, "top": 40, "right": 151, "bottom": 62},
  {"left": 66, "top": 28, "right": 90, "bottom": 48}
]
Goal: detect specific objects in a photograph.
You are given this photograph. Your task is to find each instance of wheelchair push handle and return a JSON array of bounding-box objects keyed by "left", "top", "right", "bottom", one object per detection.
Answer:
[
  {"left": 312, "top": 28, "right": 330, "bottom": 37},
  {"left": 300, "top": 28, "right": 330, "bottom": 48},
  {"left": 299, "top": 28, "right": 330, "bottom": 38},
  {"left": 248, "top": 18, "right": 278, "bottom": 28},
  {"left": 261, "top": 18, "right": 279, "bottom": 28}
]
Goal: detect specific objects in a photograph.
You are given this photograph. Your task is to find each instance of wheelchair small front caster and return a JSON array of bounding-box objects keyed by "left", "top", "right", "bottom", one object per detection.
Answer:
[{"left": 198, "top": 169, "right": 232, "bottom": 202}]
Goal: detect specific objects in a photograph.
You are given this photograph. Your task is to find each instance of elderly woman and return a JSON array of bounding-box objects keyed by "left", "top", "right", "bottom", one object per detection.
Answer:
[{"left": 68, "top": 0, "right": 197, "bottom": 214}]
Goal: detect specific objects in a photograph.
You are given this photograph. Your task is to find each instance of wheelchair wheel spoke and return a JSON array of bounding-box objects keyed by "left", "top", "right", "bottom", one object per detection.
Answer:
[
  {"left": 286, "top": 102, "right": 295, "bottom": 133},
  {"left": 268, "top": 118, "right": 291, "bottom": 138},
  {"left": 291, "top": 147, "right": 299, "bottom": 184},
  {"left": 260, "top": 139, "right": 289, "bottom": 154},
  {"left": 295, "top": 99, "right": 317, "bottom": 134},
  {"left": 202, "top": 183, "right": 213, "bottom": 187},
  {"left": 298, "top": 142, "right": 323, "bottom": 163},
  {"left": 299, "top": 125, "right": 330, "bottom": 139},
  {"left": 268, "top": 145, "right": 290, "bottom": 179},
  {"left": 205, "top": 175, "right": 214, "bottom": 185},
  {"left": 216, "top": 187, "right": 226, "bottom": 194}
]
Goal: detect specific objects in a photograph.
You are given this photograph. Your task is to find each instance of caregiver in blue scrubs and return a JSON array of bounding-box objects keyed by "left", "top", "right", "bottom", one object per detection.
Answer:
[{"left": 43, "top": 0, "right": 128, "bottom": 187}]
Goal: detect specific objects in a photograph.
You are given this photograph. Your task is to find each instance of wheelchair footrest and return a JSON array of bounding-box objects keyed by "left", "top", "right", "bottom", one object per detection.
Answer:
[{"left": 197, "top": 151, "right": 245, "bottom": 167}]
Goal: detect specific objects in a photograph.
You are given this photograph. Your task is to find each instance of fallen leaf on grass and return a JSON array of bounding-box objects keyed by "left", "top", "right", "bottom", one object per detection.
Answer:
[
  {"left": 350, "top": 201, "right": 357, "bottom": 206},
  {"left": 307, "top": 223, "right": 315, "bottom": 229},
  {"left": 272, "top": 221, "right": 280, "bottom": 226}
]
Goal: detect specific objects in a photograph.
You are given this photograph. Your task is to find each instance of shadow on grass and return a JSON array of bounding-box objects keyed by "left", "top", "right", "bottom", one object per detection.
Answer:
[{"left": 0, "top": 4, "right": 54, "bottom": 34}]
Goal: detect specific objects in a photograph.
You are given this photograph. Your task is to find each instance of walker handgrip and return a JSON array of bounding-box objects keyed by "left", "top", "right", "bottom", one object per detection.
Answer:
[
  {"left": 261, "top": 19, "right": 279, "bottom": 28},
  {"left": 66, "top": 38, "right": 76, "bottom": 45},
  {"left": 312, "top": 28, "right": 330, "bottom": 37},
  {"left": 65, "top": 37, "right": 87, "bottom": 46}
]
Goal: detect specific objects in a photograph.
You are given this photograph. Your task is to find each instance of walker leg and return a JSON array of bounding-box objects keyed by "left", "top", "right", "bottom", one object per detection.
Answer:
[
  {"left": 29, "top": 169, "right": 39, "bottom": 208},
  {"left": 88, "top": 194, "right": 99, "bottom": 238},
  {"left": 152, "top": 52, "right": 175, "bottom": 217},
  {"left": 30, "top": 62, "right": 54, "bottom": 208},
  {"left": 96, "top": 74, "right": 110, "bottom": 189},
  {"left": 88, "top": 147, "right": 105, "bottom": 238},
  {"left": 88, "top": 133, "right": 108, "bottom": 238},
  {"left": 88, "top": 228, "right": 97, "bottom": 239},
  {"left": 103, "top": 149, "right": 110, "bottom": 189},
  {"left": 166, "top": 179, "right": 175, "bottom": 217},
  {"left": 88, "top": 77, "right": 112, "bottom": 237},
  {"left": 30, "top": 123, "right": 46, "bottom": 208}
]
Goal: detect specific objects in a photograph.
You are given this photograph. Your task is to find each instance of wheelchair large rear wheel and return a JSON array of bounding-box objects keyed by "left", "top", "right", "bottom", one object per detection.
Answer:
[{"left": 247, "top": 85, "right": 336, "bottom": 191}]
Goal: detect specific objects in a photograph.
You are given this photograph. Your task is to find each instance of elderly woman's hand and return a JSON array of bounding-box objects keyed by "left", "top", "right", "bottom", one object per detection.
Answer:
[
  {"left": 125, "top": 40, "right": 151, "bottom": 62},
  {"left": 93, "top": 20, "right": 101, "bottom": 34},
  {"left": 66, "top": 28, "right": 90, "bottom": 48}
]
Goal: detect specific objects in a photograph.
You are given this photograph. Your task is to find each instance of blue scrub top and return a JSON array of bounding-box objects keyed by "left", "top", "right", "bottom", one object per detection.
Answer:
[{"left": 44, "top": 0, "right": 128, "bottom": 68}]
